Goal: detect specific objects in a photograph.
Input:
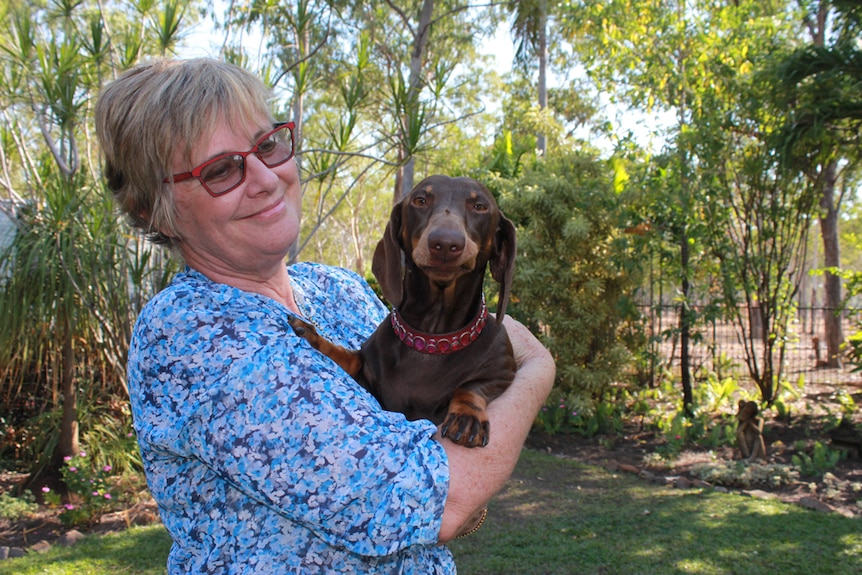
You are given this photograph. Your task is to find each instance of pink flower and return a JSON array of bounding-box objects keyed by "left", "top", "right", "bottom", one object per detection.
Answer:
[
  {"left": 64, "top": 504, "right": 75, "bottom": 510},
  {"left": 103, "top": 465, "right": 112, "bottom": 472},
  {"left": 69, "top": 467, "right": 77, "bottom": 473},
  {"left": 79, "top": 452, "right": 87, "bottom": 457},
  {"left": 92, "top": 491, "right": 100, "bottom": 497},
  {"left": 104, "top": 493, "right": 112, "bottom": 500},
  {"left": 41, "top": 486, "right": 50, "bottom": 493},
  {"left": 675, "top": 435, "right": 682, "bottom": 440},
  {"left": 63, "top": 456, "right": 72, "bottom": 462}
]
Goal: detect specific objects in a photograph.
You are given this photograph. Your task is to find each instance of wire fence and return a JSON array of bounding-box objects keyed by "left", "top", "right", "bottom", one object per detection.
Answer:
[{"left": 640, "top": 305, "right": 862, "bottom": 388}]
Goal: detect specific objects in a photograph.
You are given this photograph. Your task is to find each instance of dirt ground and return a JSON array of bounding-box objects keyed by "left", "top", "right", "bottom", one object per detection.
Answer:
[
  {"left": 0, "top": 474, "right": 160, "bottom": 550},
  {"left": 526, "top": 380, "right": 862, "bottom": 519}
]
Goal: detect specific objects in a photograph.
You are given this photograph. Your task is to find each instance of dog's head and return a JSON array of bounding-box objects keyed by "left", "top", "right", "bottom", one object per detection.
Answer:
[{"left": 372, "top": 175, "right": 516, "bottom": 321}]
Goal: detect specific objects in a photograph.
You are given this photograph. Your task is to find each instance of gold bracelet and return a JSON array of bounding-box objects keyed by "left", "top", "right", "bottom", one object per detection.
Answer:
[{"left": 456, "top": 507, "right": 488, "bottom": 538}]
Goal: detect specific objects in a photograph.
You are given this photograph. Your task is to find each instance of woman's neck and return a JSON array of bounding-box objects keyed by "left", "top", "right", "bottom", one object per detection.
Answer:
[{"left": 189, "top": 261, "right": 302, "bottom": 315}]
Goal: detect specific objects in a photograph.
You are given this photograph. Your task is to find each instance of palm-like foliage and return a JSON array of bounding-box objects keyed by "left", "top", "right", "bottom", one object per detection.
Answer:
[{"left": 0, "top": 0, "right": 186, "bottom": 483}]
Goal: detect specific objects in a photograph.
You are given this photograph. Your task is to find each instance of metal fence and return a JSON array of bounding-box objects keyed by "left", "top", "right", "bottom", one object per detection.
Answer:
[{"left": 641, "top": 305, "right": 862, "bottom": 388}]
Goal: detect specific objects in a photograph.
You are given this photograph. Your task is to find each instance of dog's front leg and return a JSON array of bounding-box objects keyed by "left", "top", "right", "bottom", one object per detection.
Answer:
[{"left": 288, "top": 316, "right": 364, "bottom": 378}]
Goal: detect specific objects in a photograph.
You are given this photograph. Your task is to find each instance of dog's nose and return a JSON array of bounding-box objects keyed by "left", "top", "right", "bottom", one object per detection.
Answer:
[{"left": 428, "top": 228, "right": 465, "bottom": 261}]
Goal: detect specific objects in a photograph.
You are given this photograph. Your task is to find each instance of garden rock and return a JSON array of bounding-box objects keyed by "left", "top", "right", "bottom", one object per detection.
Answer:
[
  {"left": 0, "top": 546, "right": 26, "bottom": 559},
  {"left": 797, "top": 496, "right": 834, "bottom": 513},
  {"left": 674, "top": 476, "right": 693, "bottom": 489},
  {"left": 58, "top": 529, "right": 86, "bottom": 546},
  {"left": 29, "top": 540, "right": 51, "bottom": 554}
]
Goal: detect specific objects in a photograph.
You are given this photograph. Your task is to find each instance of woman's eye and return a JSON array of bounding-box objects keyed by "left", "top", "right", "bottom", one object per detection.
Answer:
[
  {"left": 257, "top": 138, "right": 278, "bottom": 155},
  {"left": 201, "top": 156, "right": 242, "bottom": 183}
]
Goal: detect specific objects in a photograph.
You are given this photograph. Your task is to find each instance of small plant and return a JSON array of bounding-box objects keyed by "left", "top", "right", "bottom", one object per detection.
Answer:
[
  {"left": 792, "top": 441, "right": 842, "bottom": 478},
  {"left": 533, "top": 392, "right": 625, "bottom": 438},
  {"left": 771, "top": 376, "right": 805, "bottom": 419},
  {"left": 656, "top": 412, "right": 690, "bottom": 458},
  {"left": 44, "top": 450, "right": 118, "bottom": 527},
  {"left": 534, "top": 396, "right": 578, "bottom": 435},
  {"left": 832, "top": 389, "right": 857, "bottom": 417},
  {"left": 0, "top": 491, "right": 39, "bottom": 520}
]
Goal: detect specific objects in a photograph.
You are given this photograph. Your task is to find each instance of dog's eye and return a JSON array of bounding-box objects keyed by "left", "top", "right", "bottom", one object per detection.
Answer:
[
  {"left": 473, "top": 201, "right": 488, "bottom": 212},
  {"left": 412, "top": 196, "right": 427, "bottom": 206}
]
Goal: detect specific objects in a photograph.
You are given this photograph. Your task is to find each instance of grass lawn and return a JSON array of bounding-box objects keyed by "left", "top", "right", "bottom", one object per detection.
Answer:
[
  {"left": 450, "top": 450, "right": 862, "bottom": 574},
  {"left": 2, "top": 449, "right": 859, "bottom": 574}
]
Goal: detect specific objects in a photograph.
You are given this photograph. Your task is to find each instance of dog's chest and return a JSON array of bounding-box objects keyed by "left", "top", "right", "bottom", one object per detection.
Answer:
[{"left": 359, "top": 323, "right": 510, "bottom": 424}]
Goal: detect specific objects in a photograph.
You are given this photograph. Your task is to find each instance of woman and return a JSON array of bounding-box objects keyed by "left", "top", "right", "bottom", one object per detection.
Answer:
[{"left": 95, "top": 58, "right": 554, "bottom": 574}]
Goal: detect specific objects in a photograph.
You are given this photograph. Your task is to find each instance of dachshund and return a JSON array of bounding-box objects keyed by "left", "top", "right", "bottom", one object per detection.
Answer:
[{"left": 289, "top": 175, "right": 517, "bottom": 447}]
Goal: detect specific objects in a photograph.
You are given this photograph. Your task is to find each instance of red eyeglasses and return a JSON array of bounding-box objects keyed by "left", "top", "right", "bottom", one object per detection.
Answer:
[{"left": 165, "top": 122, "right": 296, "bottom": 197}]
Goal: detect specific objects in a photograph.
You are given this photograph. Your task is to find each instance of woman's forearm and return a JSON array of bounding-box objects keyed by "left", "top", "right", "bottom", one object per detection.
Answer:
[{"left": 438, "top": 316, "right": 555, "bottom": 542}]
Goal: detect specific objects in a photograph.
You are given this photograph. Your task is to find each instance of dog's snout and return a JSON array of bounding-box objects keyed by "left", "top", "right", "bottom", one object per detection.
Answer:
[{"left": 428, "top": 228, "right": 465, "bottom": 260}]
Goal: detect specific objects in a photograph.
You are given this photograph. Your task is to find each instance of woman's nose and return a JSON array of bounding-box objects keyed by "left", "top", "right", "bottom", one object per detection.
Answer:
[{"left": 243, "top": 152, "right": 281, "bottom": 193}]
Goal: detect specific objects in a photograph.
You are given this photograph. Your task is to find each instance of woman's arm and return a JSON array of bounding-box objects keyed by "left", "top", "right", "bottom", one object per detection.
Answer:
[{"left": 438, "top": 316, "right": 555, "bottom": 542}]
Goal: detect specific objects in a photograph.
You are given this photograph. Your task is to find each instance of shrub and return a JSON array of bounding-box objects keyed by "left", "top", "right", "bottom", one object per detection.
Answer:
[
  {"left": 792, "top": 441, "right": 843, "bottom": 478},
  {"left": 491, "top": 152, "right": 646, "bottom": 412},
  {"left": 0, "top": 491, "right": 39, "bottom": 521}
]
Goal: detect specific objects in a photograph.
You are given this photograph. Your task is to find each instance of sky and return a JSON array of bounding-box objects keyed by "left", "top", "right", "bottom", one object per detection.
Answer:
[{"left": 179, "top": 15, "right": 670, "bottom": 155}]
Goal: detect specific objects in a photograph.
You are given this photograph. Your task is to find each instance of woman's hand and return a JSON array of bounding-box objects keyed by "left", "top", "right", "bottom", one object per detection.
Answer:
[{"left": 438, "top": 316, "right": 555, "bottom": 542}]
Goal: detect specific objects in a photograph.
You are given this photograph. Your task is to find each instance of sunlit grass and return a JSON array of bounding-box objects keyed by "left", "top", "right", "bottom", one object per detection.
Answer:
[
  {"left": 449, "top": 450, "right": 862, "bottom": 575},
  {"left": 0, "top": 524, "right": 170, "bottom": 575}
]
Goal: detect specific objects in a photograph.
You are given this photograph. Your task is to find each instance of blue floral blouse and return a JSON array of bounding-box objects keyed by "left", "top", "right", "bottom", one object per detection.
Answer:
[{"left": 128, "top": 263, "right": 454, "bottom": 574}]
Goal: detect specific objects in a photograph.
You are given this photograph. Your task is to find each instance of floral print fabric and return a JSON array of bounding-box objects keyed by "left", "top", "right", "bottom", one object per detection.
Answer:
[{"left": 128, "top": 263, "right": 454, "bottom": 574}]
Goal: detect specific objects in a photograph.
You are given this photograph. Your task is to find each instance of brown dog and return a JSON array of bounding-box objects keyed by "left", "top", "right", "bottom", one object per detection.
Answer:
[{"left": 289, "top": 175, "right": 517, "bottom": 447}]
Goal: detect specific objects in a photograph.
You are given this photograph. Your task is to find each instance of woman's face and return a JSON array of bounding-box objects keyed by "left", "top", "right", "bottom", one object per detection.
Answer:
[{"left": 169, "top": 116, "right": 302, "bottom": 281}]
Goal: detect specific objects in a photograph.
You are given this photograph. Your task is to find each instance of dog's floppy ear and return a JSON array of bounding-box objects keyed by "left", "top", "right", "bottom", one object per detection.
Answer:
[
  {"left": 372, "top": 202, "right": 405, "bottom": 307},
  {"left": 489, "top": 214, "right": 517, "bottom": 323}
]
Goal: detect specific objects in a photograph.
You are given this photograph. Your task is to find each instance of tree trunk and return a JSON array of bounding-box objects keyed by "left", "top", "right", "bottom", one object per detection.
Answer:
[
  {"left": 536, "top": 0, "right": 548, "bottom": 156},
  {"left": 288, "top": 27, "right": 307, "bottom": 264},
  {"left": 819, "top": 160, "right": 843, "bottom": 367},
  {"left": 59, "top": 311, "right": 79, "bottom": 460},
  {"left": 396, "top": 0, "right": 434, "bottom": 202},
  {"left": 680, "top": 228, "right": 693, "bottom": 416}
]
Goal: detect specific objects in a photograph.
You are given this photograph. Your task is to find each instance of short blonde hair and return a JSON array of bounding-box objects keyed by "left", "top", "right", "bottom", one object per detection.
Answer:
[{"left": 95, "top": 58, "right": 275, "bottom": 247}]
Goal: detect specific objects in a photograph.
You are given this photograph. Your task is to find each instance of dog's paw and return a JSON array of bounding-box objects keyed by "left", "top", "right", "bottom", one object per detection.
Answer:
[
  {"left": 288, "top": 316, "right": 317, "bottom": 340},
  {"left": 441, "top": 412, "right": 490, "bottom": 448},
  {"left": 443, "top": 389, "right": 490, "bottom": 447}
]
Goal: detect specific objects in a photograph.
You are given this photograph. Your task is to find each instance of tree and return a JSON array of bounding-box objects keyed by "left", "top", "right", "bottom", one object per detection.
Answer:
[
  {"left": 219, "top": 0, "right": 502, "bottom": 265},
  {"left": 563, "top": 0, "right": 808, "bottom": 408},
  {"left": 562, "top": 0, "right": 707, "bottom": 414},
  {"left": 509, "top": 0, "right": 550, "bottom": 155},
  {"left": 773, "top": 0, "right": 862, "bottom": 367}
]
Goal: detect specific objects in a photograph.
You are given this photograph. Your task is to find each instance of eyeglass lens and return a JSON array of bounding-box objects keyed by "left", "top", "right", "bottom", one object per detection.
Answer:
[{"left": 201, "top": 124, "right": 294, "bottom": 196}]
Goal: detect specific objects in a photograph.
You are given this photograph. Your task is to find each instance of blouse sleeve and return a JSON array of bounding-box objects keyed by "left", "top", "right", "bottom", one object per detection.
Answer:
[{"left": 128, "top": 268, "right": 448, "bottom": 558}]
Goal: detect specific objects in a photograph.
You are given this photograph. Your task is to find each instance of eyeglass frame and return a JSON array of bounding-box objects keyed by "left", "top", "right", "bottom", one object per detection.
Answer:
[{"left": 164, "top": 122, "right": 296, "bottom": 197}]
